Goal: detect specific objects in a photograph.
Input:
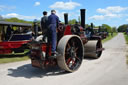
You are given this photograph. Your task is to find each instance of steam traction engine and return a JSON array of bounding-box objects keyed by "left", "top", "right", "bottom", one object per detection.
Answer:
[{"left": 29, "top": 9, "right": 104, "bottom": 72}]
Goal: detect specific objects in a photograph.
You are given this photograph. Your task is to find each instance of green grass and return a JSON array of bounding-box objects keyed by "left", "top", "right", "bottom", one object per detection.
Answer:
[
  {"left": 126, "top": 56, "right": 128, "bottom": 64},
  {"left": 124, "top": 33, "right": 128, "bottom": 44},
  {"left": 102, "top": 33, "right": 118, "bottom": 43},
  {"left": 124, "top": 33, "right": 128, "bottom": 64},
  {"left": 0, "top": 56, "right": 29, "bottom": 64},
  {"left": 0, "top": 49, "right": 30, "bottom": 64}
]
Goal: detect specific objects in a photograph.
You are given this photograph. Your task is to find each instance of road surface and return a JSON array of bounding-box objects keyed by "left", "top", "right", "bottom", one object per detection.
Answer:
[{"left": 0, "top": 33, "right": 128, "bottom": 85}]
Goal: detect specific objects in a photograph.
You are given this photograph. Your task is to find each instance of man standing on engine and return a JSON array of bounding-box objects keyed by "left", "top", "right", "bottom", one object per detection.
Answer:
[
  {"left": 48, "top": 10, "right": 59, "bottom": 58},
  {"left": 41, "top": 11, "right": 48, "bottom": 41}
]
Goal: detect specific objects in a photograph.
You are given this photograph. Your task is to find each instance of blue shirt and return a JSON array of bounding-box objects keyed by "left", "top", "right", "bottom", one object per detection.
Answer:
[{"left": 48, "top": 13, "right": 59, "bottom": 25}]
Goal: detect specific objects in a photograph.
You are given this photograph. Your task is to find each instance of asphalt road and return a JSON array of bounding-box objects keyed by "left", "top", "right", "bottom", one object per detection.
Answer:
[{"left": 0, "top": 33, "right": 128, "bottom": 85}]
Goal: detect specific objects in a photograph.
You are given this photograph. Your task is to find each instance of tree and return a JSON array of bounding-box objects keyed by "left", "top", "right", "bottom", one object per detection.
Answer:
[
  {"left": 102, "top": 24, "right": 112, "bottom": 32},
  {"left": 68, "top": 19, "right": 77, "bottom": 25},
  {"left": 112, "top": 27, "right": 117, "bottom": 32},
  {"left": 5, "top": 17, "right": 32, "bottom": 24},
  {"left": 117, "top": 24, "right": 128, "bottom": 32}
]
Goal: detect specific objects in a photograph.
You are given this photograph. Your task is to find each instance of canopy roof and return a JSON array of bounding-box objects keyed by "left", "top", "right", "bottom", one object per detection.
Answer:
[{"left": 0, "top": 21, "right": 32, "bottom": 27}]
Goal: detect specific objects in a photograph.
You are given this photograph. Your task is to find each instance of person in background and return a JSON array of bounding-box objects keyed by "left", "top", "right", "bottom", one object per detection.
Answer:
[
  {"left": 5, "top": 25, "right": 13, "bottom": 40},
  {"left": 48, "top": 10, "right": 59, "bottom": 58},
  {"left": 41, "top": 11, "right": 48, "bottom": 41},
  {"left": 33, "top": 19, "right": 38, "bottom": 39}
]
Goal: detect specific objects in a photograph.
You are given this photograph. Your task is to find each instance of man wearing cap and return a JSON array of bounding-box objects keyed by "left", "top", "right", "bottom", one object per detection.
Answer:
[
  {"left": 48, "top": 10, "right": 59, "bottom": 58},
  {"left": 41, "top": 11, "right": 48, "bottom": 41}
]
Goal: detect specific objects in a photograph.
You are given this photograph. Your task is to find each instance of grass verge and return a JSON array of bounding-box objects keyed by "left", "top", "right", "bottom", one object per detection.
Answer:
[
  {"left": 124, "top": 33, "right": 128, "bottom": 44},
  {"left": 124, "top": 33, "right": 128, "bottom": 64},
  {"left": 0, "top": 56, "right": 29, "bottom": 64},
  {"left": 102, "top": 33, "right": 118, "bottom": 43},
  {"left": 0, "top": 50, "right": 30, "bottom": 64},
  {"left": 127, "top": 55, "right": 128, "bottom": 65}
]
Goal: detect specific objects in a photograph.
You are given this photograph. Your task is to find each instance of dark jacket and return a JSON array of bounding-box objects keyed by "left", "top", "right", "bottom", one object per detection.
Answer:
[{"left": 41, "top": 16, "right": 48, "bottom": 32}]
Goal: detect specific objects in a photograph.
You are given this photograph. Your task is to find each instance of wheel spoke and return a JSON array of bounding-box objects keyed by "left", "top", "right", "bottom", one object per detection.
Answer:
[
  {"left": 66, "top": 58, "right": 71, "bottom": 65},
  {"left": 70, "top": 39, "right": 75, "bottom": 47},
  {"left": 66, "top": 43, "right": 71, "bottom": 54},
  {"left": 67, "top": 43, "right": 71, "bottom": 48},
  {"left": 66, "top": 57, "right": 76, "bottom": 68},
  {"left": 71, "top": 59, "right": 75, "bottom": 67},
  {"left": 75, "top": 47, "right": 78, "bottom": 52},
  {"left": 65, "top": 52, "right": 70, "bottom": 55},
  {"left": 72, "top": 41, "right": 75, "bottom": 47},
  {"left": 75, "top": 56, "right": 81, "bottom": 62}
]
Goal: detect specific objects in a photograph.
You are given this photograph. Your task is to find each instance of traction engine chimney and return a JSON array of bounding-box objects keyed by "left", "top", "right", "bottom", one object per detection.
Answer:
[
  {"left": 64, "top": 13, "right": 68, "bottom": 25},
  {"left": 80, "top": 9, "right": 86, "bottom": 28}
]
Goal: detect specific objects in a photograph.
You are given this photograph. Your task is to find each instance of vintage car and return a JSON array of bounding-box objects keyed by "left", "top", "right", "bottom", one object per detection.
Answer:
[{"left": 0, "top": 21, "right": 32, "bottom": 56}]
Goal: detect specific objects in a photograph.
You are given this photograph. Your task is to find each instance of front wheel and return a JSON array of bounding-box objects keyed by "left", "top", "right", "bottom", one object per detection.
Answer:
[{"left": 84, "top": 40, "right": 103, "bottom": 59}]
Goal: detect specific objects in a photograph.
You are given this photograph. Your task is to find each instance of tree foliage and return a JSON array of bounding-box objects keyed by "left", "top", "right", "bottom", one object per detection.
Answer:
[
  {"left": 102, "top": 24, "right": 112, "bottom": 32},
  {"left": 0, "top": 17, "right": 33, "bottom": 33},
  {"left": 112, "top": 27, "right": 117, "bottom": 32},
  {"left": 5, "top": 17, "right": 32, "bottom": 24},
  {"left": 117, "top": 24, "right": 128, "bottom": 32},
  {"left": 68, "top": 19, "right": 77, "bottom": 25}
]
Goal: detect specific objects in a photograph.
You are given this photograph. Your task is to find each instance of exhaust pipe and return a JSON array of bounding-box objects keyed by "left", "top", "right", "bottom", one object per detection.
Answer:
[
  {"left": 80, "top": 9, "right": 86, "bottom": 28},
  {"left": 91, "top": 23, "right": 93, "bottom": 29},
  {"left": 99, "top": 26, "right": 101, "bottom": 32},
  {"left": 64, "top": 13, "right": 68, "bottom": 25}
]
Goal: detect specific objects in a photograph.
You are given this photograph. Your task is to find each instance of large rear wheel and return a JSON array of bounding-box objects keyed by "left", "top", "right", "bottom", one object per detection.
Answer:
[{"left": 57, "top": 35, "right": 84, "bottom": 72}]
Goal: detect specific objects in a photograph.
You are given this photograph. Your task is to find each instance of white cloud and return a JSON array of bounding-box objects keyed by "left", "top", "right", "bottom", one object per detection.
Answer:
[
  {"left": 2, "top": 13, "right": 38, "bottom": 20},
  {"left": 0, "top": 5, "right": 15, "bottom": 12},
  {"left": 89, "top": 6, "right": 128, "bottom": 21},
  {"left": 97, "top": 8, "right": 109, "bottom": 14},
  {"left": 105, "top": 13, "right": 121, "bottom": 18},
  {"left": 89, "top": 13, "right": 121, "bottom": 20},
  {"left": 97, "top": 6, "right": 128, "bottom": 14},
  {"left": 34, "top": 2, "right": 40, "bottom": 6},
  {"left": 89, "top": 15, "right": 105, "bottom": 20},
  {"left": 107, "top": 6, "right": 128, "bottom": 13},
  {"left": 49, "top": 1, "right": 81, "bottom": 10}
]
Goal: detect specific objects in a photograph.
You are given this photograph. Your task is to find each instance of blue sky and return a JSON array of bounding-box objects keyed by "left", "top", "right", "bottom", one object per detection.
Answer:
[{"left": 0, "top": 0, "right": 128, "bottom": 27}]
